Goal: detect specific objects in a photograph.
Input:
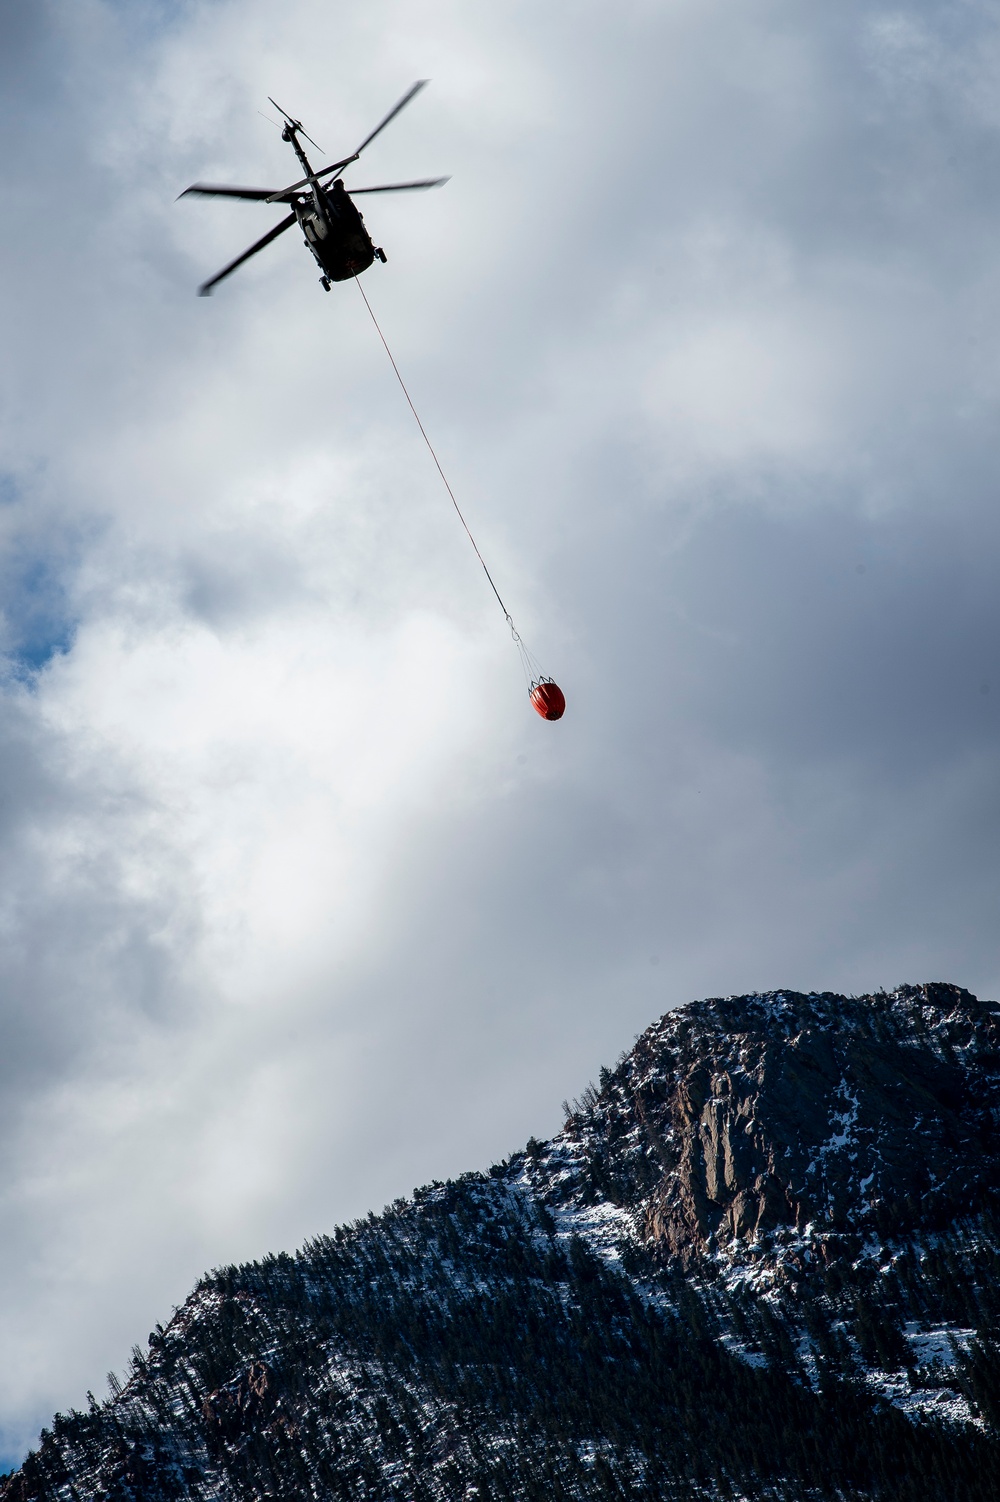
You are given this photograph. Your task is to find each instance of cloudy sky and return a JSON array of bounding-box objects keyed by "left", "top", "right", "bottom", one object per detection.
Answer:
[{"left": 2, "top": 0, "right": 1000, "bottom": 1464}]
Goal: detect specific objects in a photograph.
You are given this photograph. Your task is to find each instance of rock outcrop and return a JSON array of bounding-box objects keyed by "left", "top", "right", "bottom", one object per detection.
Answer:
[{"left": 542, "top": 984, "right": 1000, "bottom": 1261}]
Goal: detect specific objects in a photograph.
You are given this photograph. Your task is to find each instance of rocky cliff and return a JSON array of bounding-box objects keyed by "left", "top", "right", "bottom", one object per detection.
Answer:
[
  {"left": 5, "top": 983, "right": 1000, "bottom": 1501},
  {"left": 534, "top": 982, "right": 1000, "bottom": 1255}
]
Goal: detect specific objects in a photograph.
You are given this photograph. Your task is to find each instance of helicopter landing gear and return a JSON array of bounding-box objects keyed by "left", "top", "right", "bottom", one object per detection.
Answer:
[
  {"left": 375, "top": 247, "right": 387, "bottom": 264},
  {"left": 320, "top": 276, "right": 331, "bottom": 291}
]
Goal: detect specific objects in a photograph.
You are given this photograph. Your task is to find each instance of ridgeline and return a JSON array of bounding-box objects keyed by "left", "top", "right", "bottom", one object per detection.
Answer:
[{"left": 5, "top": 982, "right": 1000, "bottom": 1500}]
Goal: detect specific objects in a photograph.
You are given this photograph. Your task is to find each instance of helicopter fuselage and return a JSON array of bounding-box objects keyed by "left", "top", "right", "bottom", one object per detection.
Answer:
[{"left": 295, "top": 179, "right": 377, "bottom": 282}]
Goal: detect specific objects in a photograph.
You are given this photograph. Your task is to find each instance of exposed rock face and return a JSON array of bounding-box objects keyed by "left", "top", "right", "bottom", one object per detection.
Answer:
[
  {"left": 202, "top": 1361, "right": 276, "bottom": 1446},
  {"left": 544, "top": 983, "right": 1000, "bottom": 1260}
]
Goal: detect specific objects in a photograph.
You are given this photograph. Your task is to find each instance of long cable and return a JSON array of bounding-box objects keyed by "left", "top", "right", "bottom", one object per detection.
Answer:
[{"left": 354, "top": 277, "right": 542, "bottom": 683}]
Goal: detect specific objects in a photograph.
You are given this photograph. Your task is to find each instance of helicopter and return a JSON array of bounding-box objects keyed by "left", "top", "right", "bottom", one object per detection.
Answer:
[{"left": 180, "top": 82, "right": 449, "bottom": 296}]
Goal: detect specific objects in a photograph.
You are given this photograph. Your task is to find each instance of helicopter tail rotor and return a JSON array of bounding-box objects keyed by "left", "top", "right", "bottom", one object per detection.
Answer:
[{"left": 267, "top": 96, "right": 324, "bottom": 153}]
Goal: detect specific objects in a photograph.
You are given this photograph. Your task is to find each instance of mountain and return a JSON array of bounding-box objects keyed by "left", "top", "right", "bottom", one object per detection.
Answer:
[{"left": 5, "top": 982, "right": 1000, "bottom": 1500}]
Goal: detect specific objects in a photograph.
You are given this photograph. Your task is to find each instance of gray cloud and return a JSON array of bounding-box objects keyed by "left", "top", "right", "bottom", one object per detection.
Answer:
[{"left": 2, "top": 0, "right": 1000, "bottom": 1468}]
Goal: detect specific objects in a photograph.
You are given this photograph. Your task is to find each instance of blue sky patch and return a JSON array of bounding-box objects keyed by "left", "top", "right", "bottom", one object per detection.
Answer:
[{"left": 1, "top": 545, "right": 77, "bottom": 680}]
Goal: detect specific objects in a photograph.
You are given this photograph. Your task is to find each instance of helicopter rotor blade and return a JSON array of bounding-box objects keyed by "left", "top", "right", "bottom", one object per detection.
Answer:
[
  {"left": 314, "top": 157, "right": 358, "bottom": 181},
  {"left": 197, "top": 211, "right": 297, "bottom": 296},
  {"left": 348, "top": 176, "right": 450, "bottom": 194},
  {"left": 180, "top": 183, "right": 292, "bottom": 202},
  {"left": 265, "top": 155, "right": 357, "bottom": 202},
  {"left": 267, "top": 96, "right": 323, "bottom": 152},
  {"left": 352, "top": 80, "right": 428, "bottom": 158}
]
